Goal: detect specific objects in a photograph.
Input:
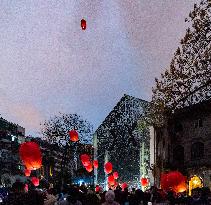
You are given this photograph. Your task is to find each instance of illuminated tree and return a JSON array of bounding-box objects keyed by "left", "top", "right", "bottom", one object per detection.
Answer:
[{"left": 151, "top": 0, "right": 211, "bottom": 126}]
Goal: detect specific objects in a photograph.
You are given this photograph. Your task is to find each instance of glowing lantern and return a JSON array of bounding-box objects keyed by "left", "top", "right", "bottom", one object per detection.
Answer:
[
  {"left": 141, "top": 178, "right": 148, "bottom": 187},
  {"left": 121, "top": 182, "right": 128, "bottom": 190},
  {"left": 104, "top": 162, "right": 112, "bottom": 174},
  {"left": 31, "top": 177, "right": 39, "bottom": 187},
  {"left": 108, "top": 175, "right": 115, "bottom": 186},
  {"left": 95, "top": 185, "right": 101, "bottom": 192},
  {"left": 85, "top": 164, "right": 93, "bottom": 172},
  {"left": 93, "top": 160, "right": 98, "bottom": 169},
  {"left": 24, "top": 169, "right": 31, "bottom": 177},
  {"left": 19, "top": 142, "right": 42, "bottom": 170},
  {"left": 69, "top": 130, "right": 79, "bottom": 142},
  {"left": 81, "top": 19, "right": 86, "bottom": 30},
  {"left": 113, "top": 172, "right": 119, "bottom": 179},
  {"left": 80, "top": 154, "right": 91, "bottom": 167},
  {"left": 160, "top": 171, "right": 187, "bottom": 193}
]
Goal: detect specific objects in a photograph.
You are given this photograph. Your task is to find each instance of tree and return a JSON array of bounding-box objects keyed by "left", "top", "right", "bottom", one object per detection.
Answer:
[
  {"left": 151, "top": 0, "right": 211, "bottom": 127},
  {"left": 40, "top": 113, "right": 93, "bottom": 185}
]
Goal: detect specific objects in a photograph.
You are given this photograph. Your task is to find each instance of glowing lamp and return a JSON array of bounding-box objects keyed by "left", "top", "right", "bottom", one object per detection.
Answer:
[
  {"left": 108, "top": 175, "right": 115, "bottom": 186},
  {"left": 69, "top": 130, "right": 79, "bottom": 142},
  {"left": 24, "top": 169, "right": 31, "bottom": 177},
  {"left": 85, "top": 164, "right": 93, "bottom": 172},
  {"left": 113, "top": 172, "right": 119, "bottom": 179},
  {"left": 161, "top": 171, "right": 186, "bottom": 193},
  {"left": 93, "top": 160, "right": 98, "bottom": 169},
  {"left": 19, "top": 142, "right": 42, "bottom": 170},
  {"left": 80, "top": 154, "right": 91, "bottom": 167},
  {"left": 104, "top": 162, "right": 112, "bottom": 174},
  {"left": 95, "top": 185, "right": 101, "bottom": 192},
  {"left": 81, "top": 19, "right": 86, "bottom": 30},
  {"left": 121, "top": 182, "right": 128, "bottom": 190},
  {"left": 31, "top": 177, "right": 39, "bottom": 187},
  {"left": 141, "top": 178, "right": 148, "bottom": 187}
]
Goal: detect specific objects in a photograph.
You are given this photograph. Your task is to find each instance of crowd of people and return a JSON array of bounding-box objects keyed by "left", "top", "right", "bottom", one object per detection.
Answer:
[{"left": 1, "top": 180, "right": 211, "bottom": 205}]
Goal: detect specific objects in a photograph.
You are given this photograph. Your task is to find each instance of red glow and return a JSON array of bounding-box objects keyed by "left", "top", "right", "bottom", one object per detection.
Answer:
[
  {"left": 31, "top": 177, "right": 39, "bottom": 187},
  {"left": 80, "top": 154, "right": 91, "bottom": 167},
  {"left": 93, "top": 160, "right": 98, "bottom": 169},
  {"left": 108, "top": 175, "right": 115, "bottom": 185},
  {"left": 85, "top": 164, "right": 93, "bottom": 172},
  {"left": 104, "top": 162, "right": 112, "bottom": 174},
  {"left": 69, "top": 130, "right": 79, "bottom": 142},
  {"left": 113, "top": 171, "right": 119, "bottom": 179},
  {"left": 24, "top": 169, "right": 31, "bottom": 177},
  {"left": 19, "top": 142, "right": 42, "bottom": 170},
  {"left": 141, "top": 178, "right": 149, "bottom": 187},
  {"left": 81, "top": 19, "right": 86, "bottom": 30}
]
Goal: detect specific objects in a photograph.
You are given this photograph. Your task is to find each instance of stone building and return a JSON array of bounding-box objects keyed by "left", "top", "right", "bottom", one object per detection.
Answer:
[
  {"left": 153, "top": 99, "right": 211, "bottom": 189},
  {"left": 93, "top": 94, "right": 150, "bottom": 189}
]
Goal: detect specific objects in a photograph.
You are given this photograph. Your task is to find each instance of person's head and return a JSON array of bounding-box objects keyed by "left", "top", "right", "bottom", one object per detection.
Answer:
[{"left": 105, "top": 190, "right": 115, "bottom": 203}]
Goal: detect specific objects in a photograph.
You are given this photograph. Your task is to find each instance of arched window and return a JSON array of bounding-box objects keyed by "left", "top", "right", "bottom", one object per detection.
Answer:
[
  {"left": 173, "top": 145, "right": 184, "bottom": 163},
  {"left": 191, "top": 142, "right": 204, "bottom": 160}
]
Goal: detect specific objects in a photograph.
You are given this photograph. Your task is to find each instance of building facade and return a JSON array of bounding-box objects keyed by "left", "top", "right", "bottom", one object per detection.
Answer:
[
  {"left": 94, "top": 94, "right": 150, "bottom": 189},
  {"left": 154, "top": 99, "right": 211, "bottom": 189}
]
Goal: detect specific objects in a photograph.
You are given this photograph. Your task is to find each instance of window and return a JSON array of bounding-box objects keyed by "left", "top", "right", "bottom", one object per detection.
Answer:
[
  {"left": 173, "top": 145, "right": 184, "bottom": 163},
  {"left": 191, "top": 142, "right": 204, "bottom": 160}
]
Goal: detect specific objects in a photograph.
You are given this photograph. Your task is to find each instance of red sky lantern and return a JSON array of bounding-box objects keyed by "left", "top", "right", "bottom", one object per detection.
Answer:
[
  {"left": 85, "top": 164, "right": 93, "bottom": 172},
  {"left": 121, "top": 182, "right": 128, "bottom": 190},
  {"left": 80, "top": 154, "right": 91, "bottom": 167},
  {"left": 24, "top": 169, "right": 31, "bottom": 177},
  {"left": 69, "top": 130, "right": 79, "bottom": 142},
  {"left": 104, "top": 162, "right": 112, "bottom": 174},
  {"left": 81, "top": 19, "right": 86, "bottom": 30},
  {"left": 31, "top": 177, "right": 39, "bottom": 187},
  {"left": 93, "top": 160, "right": 98, "bottom": 169},
  {"left": 95, "top": 185, "right": 101, "bottom": 192},
  {"left": 113, "top": 171, "right": 119, "bottom": 179},
  {"left": 19, "top": 142, "right": 42, "bottom": 170},
  {"left": 141, "top": 178, "right": 149, "bottom": 187},
  {"left": 108, "top": 175, "right": 115, "bottom": 186},
  {"left": 160, "top": 171, "right": 186, "bottom": 193}
]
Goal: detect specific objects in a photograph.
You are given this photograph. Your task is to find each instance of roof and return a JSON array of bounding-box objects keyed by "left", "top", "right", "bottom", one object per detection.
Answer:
[{"left": 95, "top": 94, "right": 149, "bottom": 133}]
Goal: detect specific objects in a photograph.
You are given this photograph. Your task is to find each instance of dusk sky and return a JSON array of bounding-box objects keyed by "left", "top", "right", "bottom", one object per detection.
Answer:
[{"left": 0, "top": 0, "right": 198, "bottom": 136}]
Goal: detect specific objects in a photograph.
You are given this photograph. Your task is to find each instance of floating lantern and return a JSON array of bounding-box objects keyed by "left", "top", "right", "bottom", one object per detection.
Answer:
[
  {"left": 95, "top": 185, "right": 101, "bottom": 192},
  {"left": 80, "top": 154, "right": 91, "bottom": 167},
  {"left": 161, "top": 171, "right": 186, "bottom": 193},
  {"left": 113, "top": 172, "right": 119, "bottom": 179},
  {"left": 121, "top": 182, "right": 128, "bottom": 190},
  {"left": 108, "top": 175, "right": 115, "bottom": 186},
  {"left": 24, "top": 169, "right": 31, "bottom": 177},
  {"left": 104, "top": 162, "right": 112, "bottom": 174},
  {"left": 85, "top": 164, "right": 93, "bottom": 172},
  {"left": 141, "top": 178, "right": 149, "bottom": 187},
  {"left": 69, "top": 130, "right": 79, "bottom": 142},
  {"left": 31, "top": 177, "right": 39, "bottom": 187},
  {"left": 93, "top": 160, "right": 98, "bottom": 169},
  {"left": 81, "top": 19, "right": 86, "bottom": 30},
  {"left": 19, "top": 142, "right": 42, "bottom": 170}
]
